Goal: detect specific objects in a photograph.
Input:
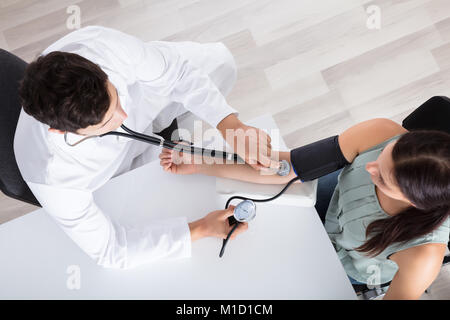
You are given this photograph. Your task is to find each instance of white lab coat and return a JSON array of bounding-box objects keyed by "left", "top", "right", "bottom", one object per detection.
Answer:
[{"left": 13, "top": 26, "right": 238, "bottom": 269}]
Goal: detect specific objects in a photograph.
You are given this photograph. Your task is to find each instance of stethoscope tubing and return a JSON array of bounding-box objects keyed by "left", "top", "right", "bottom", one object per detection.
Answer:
[{"left": 100, "top": 124, "right": 242, "bottom": 162}]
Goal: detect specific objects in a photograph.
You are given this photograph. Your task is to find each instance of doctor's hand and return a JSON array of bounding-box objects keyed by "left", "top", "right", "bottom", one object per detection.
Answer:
[
  {"left": 217, "top": 114, "right": 275, "bottom": 171},
  {"left": 189, "top": 206, "right": 249, "bottom": 242}
]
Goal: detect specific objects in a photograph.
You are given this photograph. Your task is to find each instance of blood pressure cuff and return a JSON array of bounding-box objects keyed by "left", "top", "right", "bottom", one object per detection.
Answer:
[{"left": 290, "top": 135, "right": 350, "bottom": 182}]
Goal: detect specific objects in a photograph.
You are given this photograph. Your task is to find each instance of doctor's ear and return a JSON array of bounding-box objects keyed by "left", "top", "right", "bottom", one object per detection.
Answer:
[{"left": 48, "top": 128, "right": 65, "bottom": 135}]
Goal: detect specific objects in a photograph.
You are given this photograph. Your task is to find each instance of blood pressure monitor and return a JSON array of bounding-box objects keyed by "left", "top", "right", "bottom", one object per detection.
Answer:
[{"left": 233, "top": 200, "right": 256, "bottom": 222}]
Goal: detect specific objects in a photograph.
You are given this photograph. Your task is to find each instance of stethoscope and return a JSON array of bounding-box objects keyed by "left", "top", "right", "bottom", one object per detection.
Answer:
[
  {"left": 64, "top": 124, "right": 300, "bottom": 257},
  {"left": 64, "top": 124, "right": 240, "bottom": 162}
]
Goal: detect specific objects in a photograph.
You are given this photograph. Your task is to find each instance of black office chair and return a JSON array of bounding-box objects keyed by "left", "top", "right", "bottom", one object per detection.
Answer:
[
  {"left": 402, "top": 96, "right": 450, "bottom": 135},
  {"left": 0, "top": 49, "right": 40, "bottom": 207},
  {"left": 352, "top": 95, "right": 450, "bottom": 298}
]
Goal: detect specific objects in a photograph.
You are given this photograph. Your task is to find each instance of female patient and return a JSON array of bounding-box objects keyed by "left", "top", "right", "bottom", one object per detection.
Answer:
[{"left": 159, "top": 118, "right": 450, "bottom": 300}]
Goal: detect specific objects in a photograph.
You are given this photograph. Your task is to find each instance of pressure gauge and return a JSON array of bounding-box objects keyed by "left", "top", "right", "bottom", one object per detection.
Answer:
[{"left": 233, "top": 200, "right": 256, "bottom": 222}]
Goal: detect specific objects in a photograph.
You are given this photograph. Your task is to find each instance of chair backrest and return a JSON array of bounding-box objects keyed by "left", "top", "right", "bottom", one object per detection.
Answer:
[
  {"left": 402, "top": 96, "right": 450, "bottom": 134},
  {"left": 0, "top": 49, "right": 40, "bottom": 207}
]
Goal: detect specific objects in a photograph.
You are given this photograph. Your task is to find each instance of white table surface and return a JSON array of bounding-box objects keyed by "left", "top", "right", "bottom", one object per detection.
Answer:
[
  {"left": 0, "top": 158, "right": 356, "bottom": 299},
  {"left": 0, "top": 114, "right": 356, "bottom": 299}
]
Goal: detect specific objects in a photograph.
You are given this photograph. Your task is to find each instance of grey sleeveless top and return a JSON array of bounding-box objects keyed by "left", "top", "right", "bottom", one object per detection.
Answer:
[{"left": 324, "top": 133, "right": 450, "bottom": 285}]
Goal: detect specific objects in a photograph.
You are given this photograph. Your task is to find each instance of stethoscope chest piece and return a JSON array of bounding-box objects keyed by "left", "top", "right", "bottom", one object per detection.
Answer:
[
  {"left": 233, "top": 200, "right": 256, "bottom": 222},
  {"left": 277, "top": 160, "right": 291, "bottom": 176}
]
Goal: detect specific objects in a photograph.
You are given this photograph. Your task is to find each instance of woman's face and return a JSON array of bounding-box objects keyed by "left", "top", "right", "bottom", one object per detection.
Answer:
[{"left": 365, "top": 141, "right": 412, "bottom": 204}]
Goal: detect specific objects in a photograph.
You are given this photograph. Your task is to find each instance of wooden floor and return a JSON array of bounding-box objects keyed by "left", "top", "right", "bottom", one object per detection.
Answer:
[{"left": 1, "top": 0, "right": 450, "bottom": 299}]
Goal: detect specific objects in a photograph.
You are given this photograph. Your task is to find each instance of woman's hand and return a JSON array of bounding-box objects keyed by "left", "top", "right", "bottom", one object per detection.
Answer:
[{"left": 159, "top": 146, "right": 198, "bottom": 175}]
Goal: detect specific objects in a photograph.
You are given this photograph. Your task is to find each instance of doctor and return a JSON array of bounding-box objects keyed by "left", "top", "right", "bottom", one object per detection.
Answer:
[{"left": 14, "top": 26, "right": 269, "bottom": 269}]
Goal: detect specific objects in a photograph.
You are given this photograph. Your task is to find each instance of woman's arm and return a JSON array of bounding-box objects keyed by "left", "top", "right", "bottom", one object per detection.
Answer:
[
  {"left": 383, "top": 243, "right": 446, "bottom": 299},
  {"left": 200, "top": 117, "right": 405, "bottom": 184},
  {"left": 197, "top": 151, "right": 299, "bottom": 185},
  {"left": 338, "top": 118, "right": 408, "bottom": 163},
  {"left": 159, "top": 149, "right": 299, "bottom": 185},
  {"left": 160, "top": 118, "right": 406, "bottom": 185}
]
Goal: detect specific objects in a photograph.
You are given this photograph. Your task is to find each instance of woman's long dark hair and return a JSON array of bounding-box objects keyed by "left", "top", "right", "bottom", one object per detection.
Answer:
[{"left": 355, "top": 130, "right": 450, "bottom": 257}]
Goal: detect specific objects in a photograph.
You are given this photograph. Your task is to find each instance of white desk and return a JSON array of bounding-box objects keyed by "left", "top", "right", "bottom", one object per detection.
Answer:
[
  {"left": 0, "top": 114, "right": 355, "bottom": 299},
  {"left": 0, "top": 157, "right": 356, "bottom": 299}
]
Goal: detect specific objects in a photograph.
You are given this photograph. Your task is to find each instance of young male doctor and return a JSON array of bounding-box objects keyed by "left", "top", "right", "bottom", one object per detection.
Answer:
[{"left": 14, "top": 26, "right": 272, "bottom": 269}]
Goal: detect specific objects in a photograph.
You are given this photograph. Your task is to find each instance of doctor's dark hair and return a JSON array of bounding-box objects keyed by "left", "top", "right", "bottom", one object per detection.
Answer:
[
  {"left": 355, "top": 130, "right": 450, "bottom": 257},
  {"left": 18, "top": 51, "right": 110, "bottom": 132}
]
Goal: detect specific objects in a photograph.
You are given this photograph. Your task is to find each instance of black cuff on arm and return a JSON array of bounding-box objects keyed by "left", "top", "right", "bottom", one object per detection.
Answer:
[{"left": 290, "top": 135, "right": 351, "bottom": 182}]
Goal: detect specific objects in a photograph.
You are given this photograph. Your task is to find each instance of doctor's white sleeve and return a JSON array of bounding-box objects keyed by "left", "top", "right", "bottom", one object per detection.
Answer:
[
  {"left": 148, "top": 44, "right": 239, "bottom": 128},
  {"left": 25, "top": 181, "right": 192, "bottom": 269}
]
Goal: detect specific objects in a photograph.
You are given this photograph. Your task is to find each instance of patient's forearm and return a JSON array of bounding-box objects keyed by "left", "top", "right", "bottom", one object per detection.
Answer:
[{"left": 196, "top": 151, "right": 299, "bottom": 184}]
